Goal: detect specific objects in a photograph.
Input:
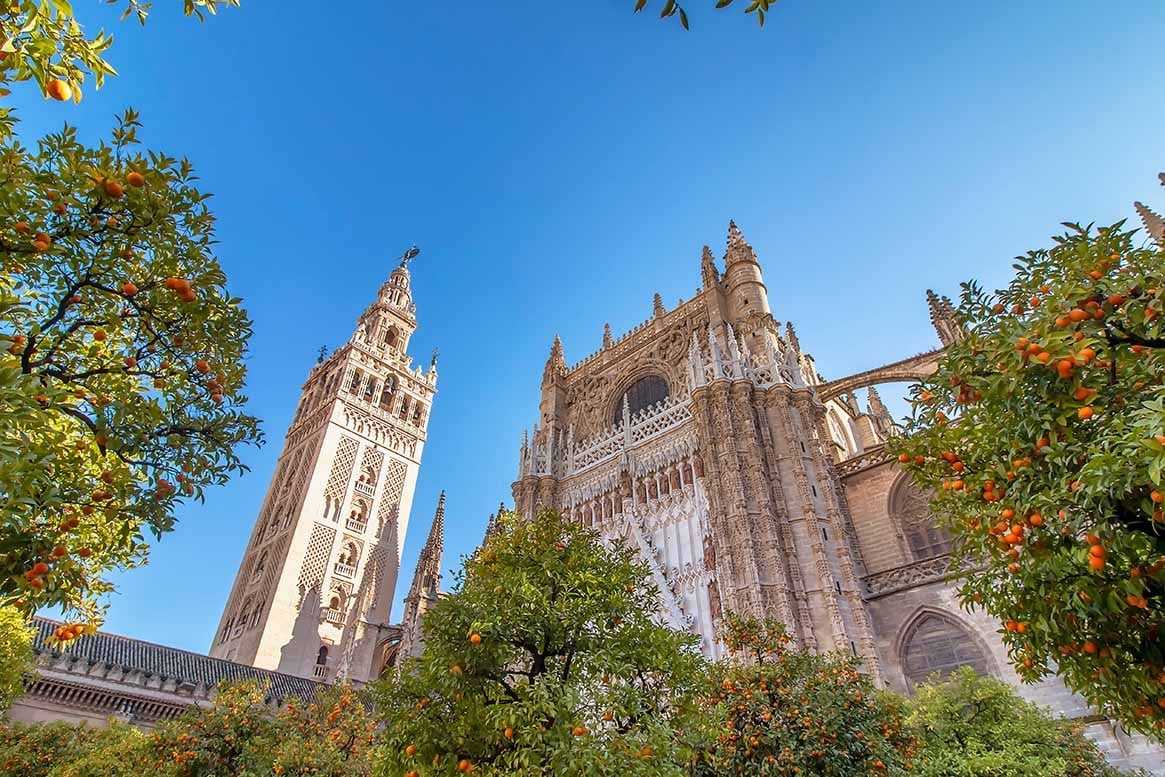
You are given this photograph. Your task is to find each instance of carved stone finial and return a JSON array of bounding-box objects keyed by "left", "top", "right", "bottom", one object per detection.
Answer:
[
  {"left": 785, "top": 321, "right": 801, "bottom": 353},
  {"left": 927, "top": 289, "right": 965, "bottom": 346},
  {"left": 316, "top": 345, "right": 328, "bottom": 365},
  {"left": 1135, "top": 200, "right": 1165, "bottom": 247},
  {"left": 701, "top": 245, "right": 720, "bottom": 289},
  {"left": 603, "top": 322, "right": 613, "bottom": 349},
  {"left": 725, "top": 220, "right": 756, "bottom": 265},
  {"left": 543, "top": 334, "right": 567, "bottom": 383},
  {"left": 653, "top": 293, "right": 666, "bottom": 318}
]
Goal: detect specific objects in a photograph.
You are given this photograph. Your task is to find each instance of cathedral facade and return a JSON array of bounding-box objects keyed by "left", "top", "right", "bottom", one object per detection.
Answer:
[
  {"left": 209, "top": 254, "right": 439, "bottom": 686},
  {"left": 511, "top": 222, "right": 1163, "bottom": 772}
]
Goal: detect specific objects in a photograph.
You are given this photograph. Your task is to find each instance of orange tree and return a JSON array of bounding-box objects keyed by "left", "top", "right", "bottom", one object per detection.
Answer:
[
  {"left": 682, "top": 614, "right": 915, "bottom": 776},
  {"left": 887, "top": 208, "right": 1165, "bottom": 737},
  {"left": 0, "top": 681, "right": 375, "bottom": 777},
  {"left": 0, "top": 0, "right": 238, "bottom": 128},
  {"left": 372, "top": 509, "right": 706, "bottom": 777},
  {"left": 0, "top": 110, "right": 261, "bottom": 626}
]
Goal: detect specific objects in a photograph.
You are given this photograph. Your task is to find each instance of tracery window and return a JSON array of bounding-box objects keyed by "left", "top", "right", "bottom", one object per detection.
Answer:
[
  {"left": 890, "top": 477, "right": 951, "bottom": 560},
  {"left": 613, "top": 375, "right": 670, "bottom": 426},
  {"left": 901, "top": 613, "right": 991, "bottom": 686}
]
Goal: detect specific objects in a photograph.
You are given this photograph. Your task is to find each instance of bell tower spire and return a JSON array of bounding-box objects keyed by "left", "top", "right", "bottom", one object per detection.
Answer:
[{"left": 210, "top": 244, "right": 437, "bottom": 687}]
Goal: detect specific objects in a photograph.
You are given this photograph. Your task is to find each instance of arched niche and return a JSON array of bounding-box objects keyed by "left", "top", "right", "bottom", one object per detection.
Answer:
[{"left": 896, "top": 607, "right": 994, "bottom": 688}]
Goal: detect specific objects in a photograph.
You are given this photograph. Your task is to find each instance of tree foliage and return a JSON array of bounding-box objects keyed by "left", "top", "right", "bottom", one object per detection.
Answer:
[
  {"left": 0, "top": 0, "right": 238, "bottom": 129},
  {"left": 684, "top": 613, "right": 916, "bottom": 776},
  {"left": 633, "top": 0, "right": 778, "bottom": 30},
  {"left": 0, "top": 110, "right": 261, "bottom": 624},
  {"left": 373, "top": 509, "right": 706, "bottom": 777},
  {"left": 906, "top": 667, "right": 1132, "bottom": 777},
  {"left": 0, "top": 603, "right": 33, "bottom": 712},
  {"left": 888, "top": 209, "right": 1165, "bottom": 737},
  {"left": 0, "top": 681, "right": 375, "bottom": 777}
]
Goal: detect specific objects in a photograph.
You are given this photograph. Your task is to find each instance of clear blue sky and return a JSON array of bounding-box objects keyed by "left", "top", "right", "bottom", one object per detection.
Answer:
[{"left": 15, "top": 1, "right": 1164, "bottom": 651}]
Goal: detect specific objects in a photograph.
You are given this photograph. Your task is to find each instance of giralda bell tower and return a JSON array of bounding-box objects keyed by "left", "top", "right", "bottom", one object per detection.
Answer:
[{"left": 210, "top": 247, "right": 437, "bottom": 686}]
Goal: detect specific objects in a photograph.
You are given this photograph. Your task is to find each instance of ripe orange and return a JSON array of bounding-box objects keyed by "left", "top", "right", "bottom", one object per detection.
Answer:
[
  {"left": 77, "top": 548, "right": 91, "bottom": 558},
  {"left": 31, "top": 562, "right": 49, "bottom": 576},
  {"left": 120, "top": 282, "right": 139, "bottom": 296},
  {"left": 405, "top": 745, "right": 416, "bottom": 757},
  {"left": 124, "top": 357, "right": 137, "bottom": 368},
  {"left": 179, "top": 288, "right": 197, "bottom": 302},
  {"left": 103, "top": 179, "right": 124, "bottom": 199},
  {"left": 52, "top": 202, "right": 66, "bottom": 215},
  {"left": 13, "top": 221, "right": 30, "bottom": 234},
  {"left": 469, "top": 633, "right": 482, "bottom": 645},
  {"left": 126, "top": 171, "right": 146, "bottom": 188},
  {"left": 93, "top": 329, "right": 107, "bottom": 341},
  {"left": 458, "top": 759, "right": 472, "bottom": 773},
  {"left": 1089, "top": 555, "right": 1105, "bottom": 571},
  {"left": 1078, "top": 407, "right": 1093, "bottom": 420},
  {"left": 897, "top": 453, "right": 910, "bottom": 463},
  {"left": 1151, "top": 491, "right": 1163, "bottom": 504},
  {"left": 46, "top": 79, "right": 72, "bottom": 101},
  {"left": 641, "top": 747, "right": 653, "bottom": 757},
  {"left": 450, "top": 664, "right": 462, "bottom": 675},
  {"left": 504, "top": 727, "right": 514, "bottom": 739}
]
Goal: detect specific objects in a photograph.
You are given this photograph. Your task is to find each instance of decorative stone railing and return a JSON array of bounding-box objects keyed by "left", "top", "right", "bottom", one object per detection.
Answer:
[
  {"left": 345, "top": 517, "right": 368, "bottom": 533},
  {"left": 333, "top": 562, "right": 356, "bottom": 578},
  {"left": 570, "top": 393, "right": 693, "bottom": 475},
  {"left": 312, "top": 664, "right": 328, "bottom": 680},
  {"left": 354, "top": 480, "right": 375, "bottom": 497},
  {"left": 864, "top": 554, "right": 952, "bottom": 598},
  {"left": 321, "top": 607, "right": 344, "bottom": 624},
  {"left": 835, "top": 445, "right": 894, "bottom": 477}
]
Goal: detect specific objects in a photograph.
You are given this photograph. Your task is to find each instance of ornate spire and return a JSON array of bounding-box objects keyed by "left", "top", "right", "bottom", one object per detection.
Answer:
[
  {"left": 725, "top": 219, "right": 756, "bottom": 265},
  {"left": 701, "top": 245, "right": 719, "bottom": 289},
  {"left": 785, "top": 321, "right": 801, "bottom": 353},
  {"left": 927, "top": 289, "right": 965, "bottom": 347},
  {"left": 418, "top": 490, "right": 445, "bottom": 568},
  {"left": 653, "top": 293, "right": 666, "bottom": 318},
  {"left": 1134, "top": 199, "right": 1165, "bottom": 247},
  {"left": 543, "top": 334, "right": 567, "bottom": 383},
  {"left": 603, "top": 322, "right": 613, "bottom": 349}
]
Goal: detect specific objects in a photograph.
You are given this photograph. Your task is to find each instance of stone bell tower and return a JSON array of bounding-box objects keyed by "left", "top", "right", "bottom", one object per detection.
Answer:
[{"left": 210, "top": 247, "right": 437, "bottom": 686}]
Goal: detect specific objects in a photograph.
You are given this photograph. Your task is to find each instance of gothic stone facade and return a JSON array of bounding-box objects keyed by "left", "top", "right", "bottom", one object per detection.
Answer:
[
  {"left": 512, "top": 222, "right": 1164, "bottom": 773},
  {"left": 210, "top": 257, "right": 438, "bottom": 687}
]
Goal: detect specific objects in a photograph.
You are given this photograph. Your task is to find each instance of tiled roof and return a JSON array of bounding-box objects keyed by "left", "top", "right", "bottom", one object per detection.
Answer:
[{"left": 31, "top": 617, "right": 319, "bottom": 703}]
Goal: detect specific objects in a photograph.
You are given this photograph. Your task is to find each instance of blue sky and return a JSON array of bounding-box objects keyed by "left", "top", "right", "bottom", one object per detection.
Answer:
[{"left": 15, "top": 0, "right": 1164, "bottom": 652}]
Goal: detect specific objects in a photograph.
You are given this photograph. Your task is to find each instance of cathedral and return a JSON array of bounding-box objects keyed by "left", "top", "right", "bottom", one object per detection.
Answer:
[{"left": 511, "top": 220, "right": 1163, "bottom": 772}]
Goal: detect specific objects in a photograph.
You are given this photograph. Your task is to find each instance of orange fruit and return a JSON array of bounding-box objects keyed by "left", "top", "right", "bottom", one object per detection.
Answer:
[
  {"left": 46, "top": 79, "right": 72, "bottom": 101},
  {"left": 120, "top": 282, "right": 139, "bottom": 296},
  {"left": 504, "top": 727, "right": 514, "bottom": 739},
  {"left": 103, "top": 179, "right": 124, "bottom": 199},
  {"left": 126, "top": 171, "right": 146, "bottom": 188},
  {"left": 1078, "top": 407, "right": 1093, "bottom": 420},
  {"left": 405, "top": 745, "right": 416, "bottom": 757},
  {"left": 469, "top": 633, "right": 482, "bottom": 645}
]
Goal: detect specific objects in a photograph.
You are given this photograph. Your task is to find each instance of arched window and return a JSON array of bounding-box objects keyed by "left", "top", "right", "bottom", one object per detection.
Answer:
[
  {"left": 900, "top": 612, "right": 991, "bottom": 687},
  {"left": 329, "top": 595, "right": 342, "bottom": 610},
  {"left": 339, "top": 542, "right": 359, "bottom": 566},
  {"left": 384, "top": 327, "right": 398, "bottom": 349},
  {"left": 347, "top": 369, "right": 364, "bottom": 395},
  {"left": 350, "top": 499, "right": 368, "bottom": 523},
  {"left": 890, "top": 476, "right": 951, "bottom": 560},
  {"left": 316, "top": 645, "right": 329, "bottom": 666},
  {"left": 379, "top": 377, "right": 397, "bottom": 410},
  {"left": 613, "top": 375, "right": 670, "bottom": 426}
]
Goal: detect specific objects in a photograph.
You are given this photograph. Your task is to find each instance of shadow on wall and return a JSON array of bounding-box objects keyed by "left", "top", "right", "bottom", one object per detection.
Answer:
[{"left": 277, "top": 582, "right": 323, "bottom": 678}]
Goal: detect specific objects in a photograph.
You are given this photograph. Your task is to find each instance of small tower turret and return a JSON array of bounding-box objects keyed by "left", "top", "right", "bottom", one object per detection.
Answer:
[{"left": 701, "top": 245, "right": 720, "bottom": 290}]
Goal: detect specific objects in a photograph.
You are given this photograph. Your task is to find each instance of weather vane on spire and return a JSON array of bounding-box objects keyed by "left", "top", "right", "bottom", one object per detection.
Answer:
[{"left": 400, "top": 245, "right": 421, "bottom": 268}]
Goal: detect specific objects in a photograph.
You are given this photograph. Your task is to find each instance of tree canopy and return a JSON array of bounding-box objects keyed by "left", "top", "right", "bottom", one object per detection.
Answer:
[
  {"left": 888, "top": 194, "right": 1165, "bottom": 738},
  {"left": 634, "top": 0, "right": 779, "bottom": 29},
  {"left": 684, "top": 613, "right": 916, "bottom": 776},
  {"left": 906, "top": 667, "right": 1130, "bottom": 777},
  {"left": 373, "top": 509, "right": 706, "bottom": 777},
  {"left": 0, "top": 110, "right": 261, "bottom": 625},
  {"left": 0, "top": 0, "right": 238, "bottom": 128}
]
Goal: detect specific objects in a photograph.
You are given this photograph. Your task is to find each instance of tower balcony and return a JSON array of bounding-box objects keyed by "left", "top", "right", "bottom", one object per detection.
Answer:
[
  {"left": 321, "top": 607, "right": 344, "bottom": 625},
  {"left": 345, "top": 517, "right": 368, "bottom": 533},
  {"left": 353, "top": 481, "right": 375, "bottom": 497},
  {"left": 312, "top": 664, "right": 329, "bottom": 680},
  {"left": 334, "top": 561, "right": 356, "bottom": 578}
]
